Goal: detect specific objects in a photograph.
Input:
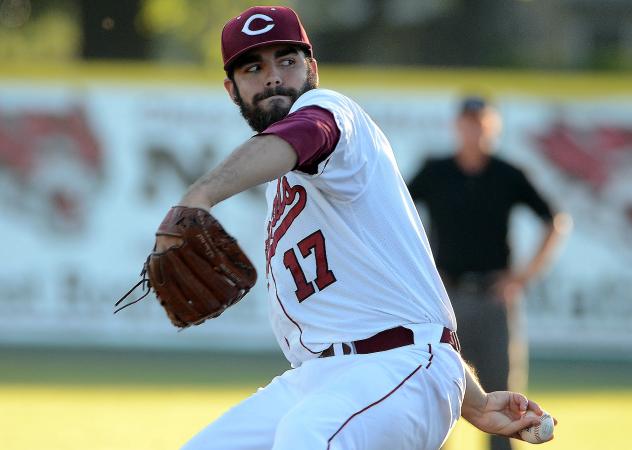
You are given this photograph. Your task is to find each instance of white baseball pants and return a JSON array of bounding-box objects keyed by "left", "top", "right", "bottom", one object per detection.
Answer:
[{"left": 181, "top": 342, "right": 465, "bottom": 450}]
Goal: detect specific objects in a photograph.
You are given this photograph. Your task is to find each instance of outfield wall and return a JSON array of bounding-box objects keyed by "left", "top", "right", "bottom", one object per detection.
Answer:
[{"left": 1, "top": 64, "right": 631, "bottom": 358}]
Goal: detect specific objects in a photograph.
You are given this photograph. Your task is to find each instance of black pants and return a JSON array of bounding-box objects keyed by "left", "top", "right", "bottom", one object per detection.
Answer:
[{"left": 443, "top": 277, "right": 528, "bottom": 450}]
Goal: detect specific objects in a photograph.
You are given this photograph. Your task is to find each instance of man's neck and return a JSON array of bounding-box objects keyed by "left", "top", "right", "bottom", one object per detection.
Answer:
[{"left": 455, "top": 146, "right": 491, "bottom": 174}]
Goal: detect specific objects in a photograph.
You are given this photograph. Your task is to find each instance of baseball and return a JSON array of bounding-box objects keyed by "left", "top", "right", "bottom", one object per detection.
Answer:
[{"left": 519, "top": 411, "right": 555, "bottom": 444}]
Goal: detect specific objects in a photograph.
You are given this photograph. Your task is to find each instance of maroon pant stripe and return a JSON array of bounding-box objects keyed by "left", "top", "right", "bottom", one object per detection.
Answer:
[{"left": 326, "top": 364, "right": 424, "bottom": 450}]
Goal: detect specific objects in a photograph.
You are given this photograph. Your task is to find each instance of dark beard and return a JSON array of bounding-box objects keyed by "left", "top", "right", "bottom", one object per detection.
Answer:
[{"left": 234, "top": 67, "right": 318, "bottom": 133}]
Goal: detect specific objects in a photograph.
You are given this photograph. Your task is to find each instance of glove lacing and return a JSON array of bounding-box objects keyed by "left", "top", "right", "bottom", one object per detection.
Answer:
[{"left": 113, "top": 256, "right": 151, "bottom": 314}]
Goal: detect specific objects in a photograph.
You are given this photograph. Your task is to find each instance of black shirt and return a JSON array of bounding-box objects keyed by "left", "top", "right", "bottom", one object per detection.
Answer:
[{"left": 408, "top": 155, "right": 554, "bottom": 278}]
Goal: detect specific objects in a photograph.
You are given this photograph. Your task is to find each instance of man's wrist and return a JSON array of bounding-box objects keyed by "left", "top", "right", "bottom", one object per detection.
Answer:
[
  {"left": 179, "top": 190, "right": 213, "bottom": 211},
  {"left": 462, "top": 392, "right": 488, "bottom": 423},
  {"left": 514, "top": 270, "right": 531, "bottom": 285},
  {"left": 461, "top": 364, "right": 489, "bottom": 426}
]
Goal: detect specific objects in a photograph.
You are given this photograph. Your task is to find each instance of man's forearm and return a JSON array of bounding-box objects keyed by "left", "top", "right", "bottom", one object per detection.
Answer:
[
  {"left": 461, "top": 362, "right": 488, "bottom": 424},
  {"left": 519, "top": 213, "right": 570, "bottom": 283},
  {"left": 181, "top": 134, "right": 297, "bottom": 209}
]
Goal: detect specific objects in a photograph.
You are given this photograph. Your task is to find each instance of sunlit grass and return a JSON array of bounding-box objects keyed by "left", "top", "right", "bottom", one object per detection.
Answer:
[
  {"left": 0, "top": 384, "right": 252, "bottom": 450},
  {"left": 2, "top": 349, "right": 630, "bottom": 450},
  {"left": 1, "top": 385, "right": 630, "bottom": 450}
]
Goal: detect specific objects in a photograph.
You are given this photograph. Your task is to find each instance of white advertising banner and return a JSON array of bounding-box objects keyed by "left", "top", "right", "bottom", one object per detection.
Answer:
[{"left": 0, "top": 80, "right": 631, "bottom": 357}]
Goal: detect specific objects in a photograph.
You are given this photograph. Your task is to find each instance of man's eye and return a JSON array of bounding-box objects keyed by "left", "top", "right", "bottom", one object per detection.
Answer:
[
  {"left": 280, "top": 58, "right": 295, "bottom": 66},
  {"left": 245, "top": 64, "right": 260, "bottom": 73}
]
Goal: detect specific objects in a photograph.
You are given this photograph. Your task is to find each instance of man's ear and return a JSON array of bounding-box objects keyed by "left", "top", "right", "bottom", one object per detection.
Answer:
[
  {"left": 224, "top": 78, "right": 239, "bottom": 105},
  {"left": 309, "top": 58, "right": 320, "bottom": 87}
]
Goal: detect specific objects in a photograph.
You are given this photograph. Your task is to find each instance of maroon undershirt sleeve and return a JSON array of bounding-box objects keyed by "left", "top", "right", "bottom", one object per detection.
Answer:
[{"left": 259, "top": 105, "right": 340, "bottom": 174}]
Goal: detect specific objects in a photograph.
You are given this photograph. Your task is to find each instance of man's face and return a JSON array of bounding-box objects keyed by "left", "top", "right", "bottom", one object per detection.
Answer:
[
  {"left": 456, "top": 108, "right": 502, "bottom": 151},
  {"left": 224, "top": 44, "right": 318, "bottom": 132}
]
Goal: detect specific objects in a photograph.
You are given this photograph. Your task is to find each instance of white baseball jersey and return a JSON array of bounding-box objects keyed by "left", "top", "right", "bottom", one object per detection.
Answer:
[{"left": 264, "top": 88, "right": 456, "bottom": 367}]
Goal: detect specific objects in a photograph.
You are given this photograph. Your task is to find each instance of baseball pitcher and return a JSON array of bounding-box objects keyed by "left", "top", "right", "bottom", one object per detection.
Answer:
[{"left": 123, "top": 6, "right": 556, "bottom": 450}]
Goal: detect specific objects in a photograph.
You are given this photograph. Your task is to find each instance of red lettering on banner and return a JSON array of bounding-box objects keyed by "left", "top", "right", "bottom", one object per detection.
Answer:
[{"left": 265, "top": 176, "right": 307, "bottom": 272}]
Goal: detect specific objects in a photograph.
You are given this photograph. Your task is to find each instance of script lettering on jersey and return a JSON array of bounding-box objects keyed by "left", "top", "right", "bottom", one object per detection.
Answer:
[{"left": 265, "top": 176, "right": 307, "bottom": 271}]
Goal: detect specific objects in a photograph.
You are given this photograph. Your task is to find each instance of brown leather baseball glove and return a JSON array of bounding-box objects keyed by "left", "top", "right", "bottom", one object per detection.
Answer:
[{"left": 115, "top": 206, "right": 257, "bottom": 328}]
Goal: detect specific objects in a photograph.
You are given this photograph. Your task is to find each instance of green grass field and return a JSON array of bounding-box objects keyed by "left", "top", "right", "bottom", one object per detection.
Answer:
[{"left": 1, "top": 346, "right": 631, "bottom": 450}]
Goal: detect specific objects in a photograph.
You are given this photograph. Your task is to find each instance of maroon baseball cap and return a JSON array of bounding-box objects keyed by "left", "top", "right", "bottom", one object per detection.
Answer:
[{"left": 221, "top": 6, "right": 312, "bottom": 71}]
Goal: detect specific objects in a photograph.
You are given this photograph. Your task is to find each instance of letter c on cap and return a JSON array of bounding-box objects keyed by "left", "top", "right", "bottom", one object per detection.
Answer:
[{"left": 242, "top": 14, "right": 275, "bottom": 36}]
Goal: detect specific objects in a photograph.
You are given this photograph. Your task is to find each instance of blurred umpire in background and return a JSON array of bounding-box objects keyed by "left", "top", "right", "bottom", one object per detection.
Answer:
[{"left": 408, "top": 96, "right": 568, "bottom": 450}]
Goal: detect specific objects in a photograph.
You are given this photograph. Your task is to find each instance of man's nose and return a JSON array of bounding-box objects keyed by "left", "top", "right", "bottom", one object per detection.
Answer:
[{"left": 265, "top": 67, "right": 282, "bottom": 87}]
